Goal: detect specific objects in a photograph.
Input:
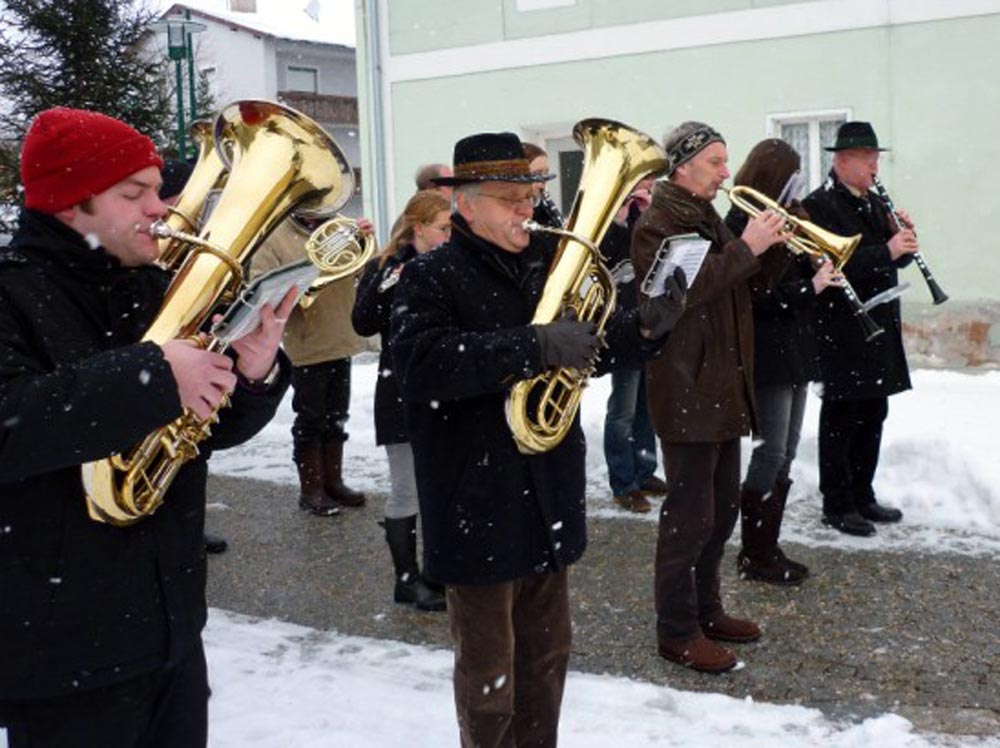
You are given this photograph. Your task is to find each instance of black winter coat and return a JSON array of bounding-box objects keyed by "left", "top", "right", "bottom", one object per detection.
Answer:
[
  {"left": 0, "top": 210, "right": 288, "bottom": 700},
  {"left": 725, "top": 208, "right": 821, "bottom": 388},
  {"left": 391, "top": 215, "right": 656, "bottom": 586},
  {"left": 351, "top": 244, "right": 418, "bottom": 446},
  {"left": 802, "top": 173, "right": 912, "bottom": 400}
]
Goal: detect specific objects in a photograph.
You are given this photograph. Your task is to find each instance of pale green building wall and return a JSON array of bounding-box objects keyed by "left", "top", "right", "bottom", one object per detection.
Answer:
[{"left": 370, "top": 4, "right": 1000, "bottom": 304}]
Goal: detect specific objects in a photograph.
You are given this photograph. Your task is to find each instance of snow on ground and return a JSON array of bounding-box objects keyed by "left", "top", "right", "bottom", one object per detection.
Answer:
[
  {"left": 200, "top": 609, "right": 996, "bottom": 748},
  {"left": 212, "top": 358, "right": 1000, "bottom": 559},
  {"left": 5, "top": 365, "right": 995, "bottom": 747}
]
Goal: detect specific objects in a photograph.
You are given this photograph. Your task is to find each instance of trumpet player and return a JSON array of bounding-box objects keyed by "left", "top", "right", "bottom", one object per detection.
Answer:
[
  {"left": 631, "top": 121, "right": 792, "bottom": 674},
  {"left": 724, "top": 139, "right": 843, "bottom": 587},
  {"left": 802, "top": 121, "right": 916, "bottom": 537},
  {"left": 391, "top": 131, "right": 685, "bottom": 747},
  {"left": 0, "top": 108, "right": 291, "bottom": 747}
]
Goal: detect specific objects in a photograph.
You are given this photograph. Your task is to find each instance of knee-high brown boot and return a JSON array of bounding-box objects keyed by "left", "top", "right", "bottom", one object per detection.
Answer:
[
  {"left": 295, "top": 443, "right": 340, "bottom": 517},
  {"left": 322, "top": 441, "right": 366, "bottom": 507}
]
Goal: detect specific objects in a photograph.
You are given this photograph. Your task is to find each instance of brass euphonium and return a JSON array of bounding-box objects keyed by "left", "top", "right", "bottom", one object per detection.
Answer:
[
  {"left": 157, "top": 119, "right": 231, "bottom": 271},
  {"left": 724, "top": 185, "right": 884, "bottom": 341},
  {"left": 81, "top": 100, "right": 355, "bottom": 525},
  {"left": 506, "top": 118, "right": 667, "bottom": 454}
]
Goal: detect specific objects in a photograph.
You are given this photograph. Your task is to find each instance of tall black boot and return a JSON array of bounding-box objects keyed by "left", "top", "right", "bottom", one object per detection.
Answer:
[
  {"left": 383, "top": 515, "right": 445, "bottom": 612},
  {"left": 322, "top": 441, "right": 366, "bottom": 508},
  {"left": 737, "top": 485, "right": 806, "bottom": 586},
  {"left": 770, "top": 478, "right": 809, "bottom": 578}
]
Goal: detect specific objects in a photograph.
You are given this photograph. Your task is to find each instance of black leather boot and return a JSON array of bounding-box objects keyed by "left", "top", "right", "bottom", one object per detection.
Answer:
[
  {"left": 769, "top": 478, "right": 809, "bottom": 578},
  {"left": 383, "top": 516, "right": 445, "bottom": 612},
  {"left": 738, "top": 485, "right": 807, "bottom": 586},
  {"left": 322, "top": 441, "right": 366, "bottom": 508}
]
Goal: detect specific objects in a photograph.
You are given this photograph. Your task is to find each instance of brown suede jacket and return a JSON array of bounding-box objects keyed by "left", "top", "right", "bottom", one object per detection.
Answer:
[{"left": 630, "top": 181, "right": 790, "bottom": 443}]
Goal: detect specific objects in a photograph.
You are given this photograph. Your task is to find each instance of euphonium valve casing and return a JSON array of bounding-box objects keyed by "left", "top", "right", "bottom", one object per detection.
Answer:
[{"left": 505, "top": 118, "right": 667, "bottom": 454}]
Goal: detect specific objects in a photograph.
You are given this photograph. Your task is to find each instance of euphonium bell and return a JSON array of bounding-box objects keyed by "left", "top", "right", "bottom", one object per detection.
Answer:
[
  {"left": 81, "top": 100, "right": 356, "bottom": 525},
  {"left": 505, "top": 118, "right": 667, "bottom": 454}
]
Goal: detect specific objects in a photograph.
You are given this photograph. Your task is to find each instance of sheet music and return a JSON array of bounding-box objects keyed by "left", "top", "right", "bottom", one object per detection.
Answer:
[
  {"left": 861, "top": 281, "right": 911, "bottom": 312},
  {"left": 211, "top": 259, "right": 319, "bottom": 344},
  {"left": 641, "top": 233, "right": 711, "bottom": 297},
  {"left": 776, "top": 171, "right": 805, "bottom": 207}
]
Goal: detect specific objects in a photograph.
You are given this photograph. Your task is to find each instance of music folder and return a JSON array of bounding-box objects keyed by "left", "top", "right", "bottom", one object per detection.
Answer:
[
  {"left": 211, "top": 260, "right": 319, "bottom": 344},
  {"left": 640, "top": 233, "right": 710, "bottom": 297}
]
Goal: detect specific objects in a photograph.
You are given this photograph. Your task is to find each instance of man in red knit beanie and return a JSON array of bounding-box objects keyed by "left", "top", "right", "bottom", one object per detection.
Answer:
[{"left": 0, "top": 107, "right": 295, "bottom": 747}]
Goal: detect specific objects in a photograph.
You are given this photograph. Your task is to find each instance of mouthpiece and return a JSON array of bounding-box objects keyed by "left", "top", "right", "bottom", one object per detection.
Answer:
[
  {"left": 147, "top": 220, "right": 173, "bottom": 239},
  {"left": 522, "top": 219, "right": 542, "bottom": 233}
]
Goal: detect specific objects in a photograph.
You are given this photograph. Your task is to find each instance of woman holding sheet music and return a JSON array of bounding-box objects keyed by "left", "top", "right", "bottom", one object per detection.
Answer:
[
  {"left": 724, "top": 139, "right": 841, "bottom": 587},
  {"left": 631, "top": 122, "right": 792, "bottom": 673}
]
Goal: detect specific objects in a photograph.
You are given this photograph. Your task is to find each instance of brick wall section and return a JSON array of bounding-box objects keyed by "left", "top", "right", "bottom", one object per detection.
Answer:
[{"left": 903, "top": 300, "right": 1000, "bottom": 368}]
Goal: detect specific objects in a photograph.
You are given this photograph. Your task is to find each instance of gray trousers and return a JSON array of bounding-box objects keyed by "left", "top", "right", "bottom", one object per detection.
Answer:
[
  {"left": 385, "top": 442, "right": 419, "bottom": 519},
  {"left": 743, "top": 383, "right": 809, "bottom": 495}
]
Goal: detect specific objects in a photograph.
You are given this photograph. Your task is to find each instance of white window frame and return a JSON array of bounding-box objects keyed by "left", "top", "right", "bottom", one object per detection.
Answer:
[
  {"left": 286, "top": 65, "right": 319, "bottom": 93},
  {"left": 766, "top": 108, "right": 852, "bottom": 191}
]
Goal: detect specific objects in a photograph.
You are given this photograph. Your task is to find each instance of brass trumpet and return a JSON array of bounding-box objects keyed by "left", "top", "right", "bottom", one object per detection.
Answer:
[{"left": 724, "top": 185, "right": 883, "bottom": 341}]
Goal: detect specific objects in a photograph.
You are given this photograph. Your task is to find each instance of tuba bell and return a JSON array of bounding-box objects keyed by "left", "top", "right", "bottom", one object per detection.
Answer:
[
  {"left": 506, "top": 118, "right": 667, "bottom": 454},
  {"left": 81, "top": 100, "right": 358, "bottom": 525}
]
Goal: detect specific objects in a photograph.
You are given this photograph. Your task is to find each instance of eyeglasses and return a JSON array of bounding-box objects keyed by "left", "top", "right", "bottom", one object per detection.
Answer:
[{"left": 477, "top": 192, "right": 539, "bottom": 210}]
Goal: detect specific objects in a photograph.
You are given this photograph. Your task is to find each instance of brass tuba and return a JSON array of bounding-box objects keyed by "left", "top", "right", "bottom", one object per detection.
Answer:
[
  {"left": 506, "top": 118, "right": 667, "bottom": 454},
  {"left": 724, "top": 185, "right": 883, "bottom": 341},
  {"left": 81, "top": 100, "right": 356, "bottom": 525},
  {"left": 157, "top": 119, "right": 231, "bottom": 271}
]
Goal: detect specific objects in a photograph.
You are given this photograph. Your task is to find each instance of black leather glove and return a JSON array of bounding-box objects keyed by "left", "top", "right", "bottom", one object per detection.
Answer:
[
  {"left": 535, "top": 316, "right": 600, "bottom": 369},
  {"left": 638, "top": 266, "right": 687, "bottom": 339}
]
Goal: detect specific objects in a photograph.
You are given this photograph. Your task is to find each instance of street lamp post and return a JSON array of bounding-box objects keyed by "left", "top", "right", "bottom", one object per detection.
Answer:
[{"left": 149, "top": 14, "right": 206, "bottom": 159}]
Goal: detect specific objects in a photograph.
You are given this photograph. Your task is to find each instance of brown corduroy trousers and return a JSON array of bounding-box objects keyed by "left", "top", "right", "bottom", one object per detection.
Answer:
[
  {"left": 447, "top": 568, "right": 571, "bottom": 748},
  {"left": 655, "top": 438, "right": 742, "bottom": 644}
]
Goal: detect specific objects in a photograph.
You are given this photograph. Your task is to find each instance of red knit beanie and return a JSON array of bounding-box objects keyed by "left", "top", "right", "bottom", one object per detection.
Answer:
[{"left": 21, "top": 107, "right": 165, "bottom": 214}]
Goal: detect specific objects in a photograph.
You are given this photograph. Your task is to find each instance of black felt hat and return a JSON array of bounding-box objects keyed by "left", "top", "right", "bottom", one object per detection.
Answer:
[
  {"left": 159, "top": 158, "right": 195, "bottom": 200},
  {"left": 432, "top": 132, "right": 555, "bottom": 186},
  {"left": 824, "top": 121, "right": 889, "bottom": 152}
]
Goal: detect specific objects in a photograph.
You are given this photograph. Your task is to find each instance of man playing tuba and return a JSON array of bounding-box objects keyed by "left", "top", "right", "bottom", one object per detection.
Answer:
[
  {"left": 391, "top": 131, "right": 686, "bottom": 747},
  {"left": 0, "top": 108, "right": 292, "bottom": 747}
]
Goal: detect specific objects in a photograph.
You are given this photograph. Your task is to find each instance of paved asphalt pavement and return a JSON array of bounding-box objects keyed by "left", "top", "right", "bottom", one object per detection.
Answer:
[{"left": 205, "top": 474, "right": 999, "bottom": 741}]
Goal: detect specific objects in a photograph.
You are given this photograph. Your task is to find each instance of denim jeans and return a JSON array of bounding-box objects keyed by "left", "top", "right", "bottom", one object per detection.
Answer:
[
  {"left": 743, "top": 383, "right": 809, "bottom": 495},
  {"left": 603, "top": 368, "right": 657, "bottom": 496}
]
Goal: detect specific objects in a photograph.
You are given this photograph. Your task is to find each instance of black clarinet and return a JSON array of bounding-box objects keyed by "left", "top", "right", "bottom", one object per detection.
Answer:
[
  {"left": 534, "top": 190, "right": 564, "bottom": 228},
  {"left": 872, "top": 176, "right": 948, "bottom": 305}
]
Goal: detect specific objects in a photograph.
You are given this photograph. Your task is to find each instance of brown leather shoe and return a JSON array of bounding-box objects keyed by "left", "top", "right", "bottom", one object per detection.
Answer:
[
  {"left": 659, "top": 634, "right": 736, "bottom": 673},
  {"left": 640, "top": 475, "right": 669, "bottom": 496},
  {"left": 701, "top": 613, "right": 761, "bottom": 643},
  {"left": 613, "top": 490, "right": 651, "bottom": 513}
]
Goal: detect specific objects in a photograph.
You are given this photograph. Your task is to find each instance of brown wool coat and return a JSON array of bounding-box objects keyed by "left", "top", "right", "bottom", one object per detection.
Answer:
[
  {"left": 251, "top": 220, "right": 366, "bottom": 366},
  {"left": 630, "top": 182, "right": 789, "bottom": 443}
]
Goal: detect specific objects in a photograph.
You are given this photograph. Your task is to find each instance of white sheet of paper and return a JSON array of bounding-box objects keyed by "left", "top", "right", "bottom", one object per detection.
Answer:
[{"left": 642, "top": 233, "right": 711, "bottom": 297}]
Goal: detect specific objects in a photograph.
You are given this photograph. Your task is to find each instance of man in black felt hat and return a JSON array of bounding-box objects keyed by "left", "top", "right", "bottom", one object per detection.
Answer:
[
  {"left": 390, "top": 131, "right": 686, "bottom": 747},
  {"left": 802, "top": 121, "right": 919, "bottom": 537}
]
